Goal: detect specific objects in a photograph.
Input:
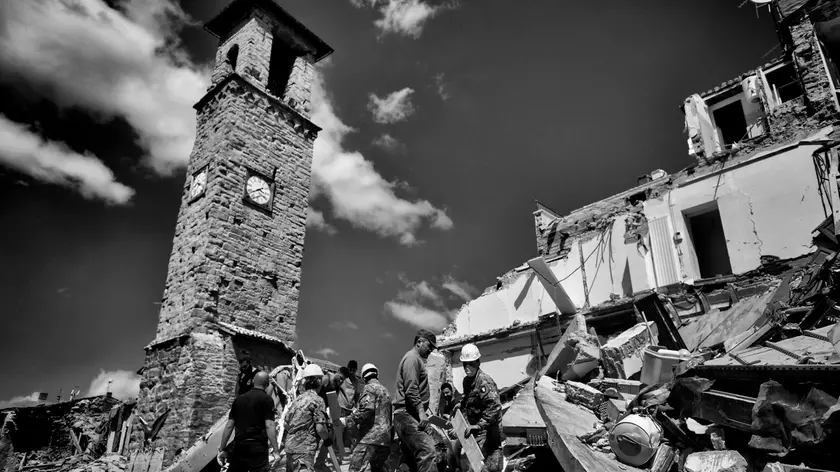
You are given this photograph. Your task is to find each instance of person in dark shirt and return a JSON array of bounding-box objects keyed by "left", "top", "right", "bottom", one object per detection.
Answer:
[
  {"left": 393, "top": 329, "right": 438, "bottom": 472},
  {"left": 238, "top": 350, "right": 260, "bottom": 396},
  {"left": 437, "top": 383, "right": 462, "bottom": 420},
  {"left": 218, "top": 371, "right": 280, "bottom": 472}
]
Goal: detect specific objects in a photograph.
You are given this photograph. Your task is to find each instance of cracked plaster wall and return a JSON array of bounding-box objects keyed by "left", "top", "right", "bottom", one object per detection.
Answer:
[
  {"left": 450, "top": 214, "right": 651, "bottom": 339},
  {"left": 449, "top": 334, "right": 555, "bottom": 393},
  {"left": 644, "top": 134, "right": 830, "bottom": 281}
]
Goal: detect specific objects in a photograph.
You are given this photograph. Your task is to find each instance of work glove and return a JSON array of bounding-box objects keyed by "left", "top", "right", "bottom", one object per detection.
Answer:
[
  {"left": 216, "top": 450, "right": 228, "bottom": 466},
  {"left": 464, "top": 425, "right": 481, "bottom": 439}
]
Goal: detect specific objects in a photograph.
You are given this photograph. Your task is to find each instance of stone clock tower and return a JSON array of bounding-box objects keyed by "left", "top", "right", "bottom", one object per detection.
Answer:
[{"left": 133, "top": 0, "right": 332, "bottom": 463}]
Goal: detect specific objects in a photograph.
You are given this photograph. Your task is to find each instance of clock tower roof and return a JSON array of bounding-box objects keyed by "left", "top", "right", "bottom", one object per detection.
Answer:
[{"left": 204, "top": 0, "right": 333, "bottom": 63}]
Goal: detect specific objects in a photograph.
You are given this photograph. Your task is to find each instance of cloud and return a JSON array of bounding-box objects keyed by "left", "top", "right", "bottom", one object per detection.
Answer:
[
  {"left": 351, "top": 0, "right": 451, "bottom": 39},
  {"left": 368, "top": 88, "right": 416, "bottom": 124},
  {"left": 306, "top": 208, "right": 338, "bottom": 235},
  {"left": 0, "top": 115, "right": 135, "bottom": 204},
  {"left": 86, "top": 369, "right": 141, "bottom": 401},
  {"left": 314, "top": 347, "right": 338, "bottom": 359},
  {"left": 0, "top": 392, "right": 41, "bottom": 410},
  {"left": 311, "top": 73, "right": 453, "bottom": 246},
  {"left": 442, "top": 275, "right": 478, "bottom": 302},
  {"left": 433, "top": 73, "right": 451, "bottom": 101},
  {"left": 380, "top": 332, "right": 394, "bottom": 338},
  {"left": 328, "top": 320, "right": 359, "bottom": 330},
  {"left": 385, "top": 302, "right": 451, "bottom": 331},
  {"left": 372, "top": 133, "right": 404, "bottom": 151},
  {"left": 384, "top": 275, "right": 475, "bottom": 331},
  {"left": 0, "top": 0, "right": 451, "bottom": 244},
  {"left": 0, "top": 0, "right": 209, "bottom": 176}
]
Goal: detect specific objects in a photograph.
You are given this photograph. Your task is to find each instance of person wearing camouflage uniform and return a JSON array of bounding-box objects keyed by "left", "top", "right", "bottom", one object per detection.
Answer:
[
  {"left": 459, "top": 344, "right": 503, "bottom": 472},
  {"left": 283, "top": 364, "right": 332, "bottom": 472},
  {"left": 343, "top": 363, "right": 392, "bottom": 472}
]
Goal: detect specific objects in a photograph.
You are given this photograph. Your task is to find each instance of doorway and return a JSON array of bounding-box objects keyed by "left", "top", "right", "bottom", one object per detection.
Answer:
[{"left": 685, "top": 205, "right": 732, "bottom": 279}]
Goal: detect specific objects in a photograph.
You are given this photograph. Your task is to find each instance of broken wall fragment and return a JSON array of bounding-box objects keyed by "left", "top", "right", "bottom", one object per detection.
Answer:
[{"left": 601, "top": 322, "right": 658, "bottom": 379}]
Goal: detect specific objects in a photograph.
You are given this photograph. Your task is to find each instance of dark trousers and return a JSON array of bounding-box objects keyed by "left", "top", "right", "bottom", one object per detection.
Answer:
[
  {"left": 393, "top": 407, "right": 437, "bottom": 472},
  {"left": 229, "top": 440, "right": 269, "bottom": 472}
]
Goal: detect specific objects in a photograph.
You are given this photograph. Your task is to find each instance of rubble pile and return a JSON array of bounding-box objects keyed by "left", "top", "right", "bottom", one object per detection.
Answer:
[
  {"left": 520, "top": 239, "right": 840, "bottom": 472},
  {"left": 0, "top": 396, "right": 123, "bottom": 472}
]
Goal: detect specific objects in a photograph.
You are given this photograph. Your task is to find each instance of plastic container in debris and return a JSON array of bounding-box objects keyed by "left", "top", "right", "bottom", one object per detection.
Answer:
[
  {"left": 640, "top": 346, "right": 692, "bottom": 386},
  {"left": 609, "top": 413, "right": 663, "bottom": 466}
]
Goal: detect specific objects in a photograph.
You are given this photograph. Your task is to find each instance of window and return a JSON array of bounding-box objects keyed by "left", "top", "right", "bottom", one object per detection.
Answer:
[
  {"left": 764, "top": 62, "right": 803, "bottom": 104},
  {"left": 684, "top": 204, "right": 732, "bottom": 279},
  {"left": 712, "top": 100, "right": 748, "bottom": 146},
  {"left": 226, "top": 44, "right": 239, "bottom": 71},
  {"left": 267, "top": 35, "right": 296, "bottom": 99}
]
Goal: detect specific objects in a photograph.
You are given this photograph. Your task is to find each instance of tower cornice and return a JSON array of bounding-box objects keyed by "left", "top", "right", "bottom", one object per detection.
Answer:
[{"left": 194, "top": 72, "right": 322, "bottom": 141}]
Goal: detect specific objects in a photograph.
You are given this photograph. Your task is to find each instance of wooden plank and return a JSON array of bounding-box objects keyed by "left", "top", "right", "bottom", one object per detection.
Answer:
[
  {"left": 106, "top": 430, "right": 116, "bottom": 454},
  {"left": 166, "top": 410, "right": 233, "bottom": 472},
  {"left": 829, "top": 148, "right": 840, "bottom": 239},
  {"left": 451, "top": 409, "right": 484, "bottom": 472},
  {"left": 325, "top": 391, "right": 345, "bottom": 461},
  {"left": 326, "top": 444, "right": 343, "bottom": 472},
  {"left": 129, "top": 450, "right": 149, "bottom": 472},
  {"left": 534, "top": 376, "right": 643, "bottom": 472},
  {"left": 119, "top": 415, "right": 133, "bottom": 455},
  {"left": 147, "top": 448, "right": 164, "bottom": 472},
  {"left": 68, "top": 429, "right": 83, "bottom": 455}
]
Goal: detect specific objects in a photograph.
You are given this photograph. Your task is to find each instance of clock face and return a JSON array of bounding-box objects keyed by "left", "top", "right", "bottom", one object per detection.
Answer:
[
  {"left": 190, "top": 171, "right": 206, "bottom": 199},
  {"left": 246, "top": 175, "right": 271, "bottom": 205}
]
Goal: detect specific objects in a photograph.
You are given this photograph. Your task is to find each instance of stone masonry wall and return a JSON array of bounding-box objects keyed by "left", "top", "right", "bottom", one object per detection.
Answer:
[
  {"left": 789, "top": 15, "right": 836, "bottom": 120},
  {"left": 135, "top": 332, "right": 294, "bottom": 465},
  {"left": 154, "top": 75, "right": 315, "bottom": 343},
  {"left": 210, "top": 8, "right": 317, "bottom": 118},
  {"left": 134, "top": 332, "right": 239, "bottom": 465}
]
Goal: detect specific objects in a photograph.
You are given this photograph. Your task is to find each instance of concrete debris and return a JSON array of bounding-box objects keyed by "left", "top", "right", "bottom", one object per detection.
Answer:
[
  {"left": 600, "top": 322, "right": 658, "bottom": 379},
  {"left": 684, "top": 450, "right": 748, "bottom": 472},
  {"left": 564, "top": 382, "right": 605, "bottom": 411}
]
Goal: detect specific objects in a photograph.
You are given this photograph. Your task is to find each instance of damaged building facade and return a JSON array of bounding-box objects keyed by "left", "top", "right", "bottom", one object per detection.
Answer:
[{"left": 430, "top": 0, "right": 840, "bottom": 430}]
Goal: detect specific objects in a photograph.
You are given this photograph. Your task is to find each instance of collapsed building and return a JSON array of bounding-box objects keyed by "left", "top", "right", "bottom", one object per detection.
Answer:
[{"left": 428, "top": 0, "right": 840, "bottom": 470}]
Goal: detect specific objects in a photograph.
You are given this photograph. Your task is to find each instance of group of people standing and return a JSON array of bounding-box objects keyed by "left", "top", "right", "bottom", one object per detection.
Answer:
[{"left": 216, "top": 329, "right": 503, "bottom": 472}]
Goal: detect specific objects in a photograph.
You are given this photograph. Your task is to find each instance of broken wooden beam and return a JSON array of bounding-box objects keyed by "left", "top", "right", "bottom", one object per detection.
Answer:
[
  {"left": 452, "top": 409, "right": 484, "bottom": 472},
  {"left": 635, "top": 293, "right": 688, "bottom": 351}
]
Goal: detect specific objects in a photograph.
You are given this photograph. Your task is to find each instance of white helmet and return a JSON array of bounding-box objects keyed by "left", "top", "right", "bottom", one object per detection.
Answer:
[
  {"left": 460, "top": 343, "right": 481, "bottom": 363},
  {"left": 302, "top": 363, "right": 324, "bottom": 378},
  {"left": 361, "top": 363, "right": 378, "bottom": 378}
]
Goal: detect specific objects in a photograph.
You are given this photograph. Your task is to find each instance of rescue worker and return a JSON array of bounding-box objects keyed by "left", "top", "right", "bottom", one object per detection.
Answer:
[
  {"left": 282, "top": 364, "right": 333, "bottom": 472},
  {"left": 437, "top": 383, "right": 462, "bottom": 420},
  {"left": 217, "top": 371, "right": 280, "bottom": 472},
  {"left": 459, "top": 343, "right": 503, "bottom": 472},
  {"left": 238, "top": 350, "right": 260, "bottom": 396},
  {"left": 394, "top": 329, "right": 438, "bottom": 472},
  {"left": 341, "top": 363, "right": 392, "bottom": 472}
]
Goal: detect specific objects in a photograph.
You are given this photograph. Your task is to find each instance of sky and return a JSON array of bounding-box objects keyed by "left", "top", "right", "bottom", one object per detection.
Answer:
[{"left": 0, "top": 0, "right": 781, "bottom": 407}]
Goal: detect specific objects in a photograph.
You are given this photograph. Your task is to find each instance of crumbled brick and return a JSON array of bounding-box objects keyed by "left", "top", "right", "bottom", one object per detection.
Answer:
[
  {"left": 600, "top": 322, "right": 658, "bottom": 379},
  {"left": 565, "top": 381, "right": 605, "bottom": 411}
]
